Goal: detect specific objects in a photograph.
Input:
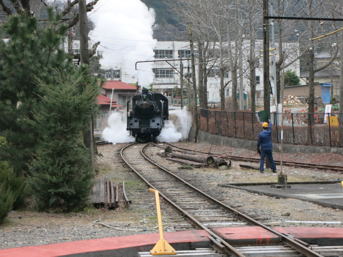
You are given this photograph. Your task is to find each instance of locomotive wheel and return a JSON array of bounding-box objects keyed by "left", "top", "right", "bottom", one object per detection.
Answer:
[
  {"left": 135, "top": 134, "right": 157, "bottom": 143},
  {"left": 136, "top": 135, "right": 150, "bottom": 143}
]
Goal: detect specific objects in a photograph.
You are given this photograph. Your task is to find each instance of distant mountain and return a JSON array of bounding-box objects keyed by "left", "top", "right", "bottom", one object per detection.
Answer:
[
  {"left": 142, "top": 0, "right": 327, "bottom": 41},
  {"left": 142, "top": 0, "right": 187, "bottom": 40}
]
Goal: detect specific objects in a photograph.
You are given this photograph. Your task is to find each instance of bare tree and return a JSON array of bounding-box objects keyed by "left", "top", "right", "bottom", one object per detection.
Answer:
[
  {"left": 325, "top": 0, "right": 343, "bottom": 145},
  {"left": 0, "top": 0, "right": 98, "bottom": 29},
  {"left": 301, "top": 0, "right": 338, "bottom": 143},
  {"left": 245, "top": 0, "right": 262, "bottom": 113}
]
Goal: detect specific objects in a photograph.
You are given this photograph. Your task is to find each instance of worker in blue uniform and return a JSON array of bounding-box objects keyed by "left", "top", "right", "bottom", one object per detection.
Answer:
[{"left": 257, "top": 122, "right": 276, "bottom": 173}]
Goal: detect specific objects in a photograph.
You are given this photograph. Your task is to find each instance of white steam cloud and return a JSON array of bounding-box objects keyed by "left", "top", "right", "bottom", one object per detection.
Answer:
[
  {"left": 89, "top": 0, "right": 156, "bottom": 86},
  {"left": 102, "top": 112, "right": 135, "bottom": 144},
  {"left": 157, "top": 108, "right": 192, "bottom": 143},
  {"left": 102, "top": 108, "right": 192, "bottom": 144}
]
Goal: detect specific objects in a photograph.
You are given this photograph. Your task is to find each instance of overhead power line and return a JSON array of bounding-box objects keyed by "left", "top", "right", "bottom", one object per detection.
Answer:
[{"left": 266, "top": 16, "right": 343, "bottom": 21}]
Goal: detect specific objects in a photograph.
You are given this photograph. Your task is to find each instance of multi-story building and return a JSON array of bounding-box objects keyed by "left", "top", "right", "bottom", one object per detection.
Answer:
[{"left": 150, "top": 41, "right": 300, "bottom": 109}]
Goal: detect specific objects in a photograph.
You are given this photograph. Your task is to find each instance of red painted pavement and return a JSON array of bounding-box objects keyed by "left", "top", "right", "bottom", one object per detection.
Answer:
[{"left": 1, "top": 227, "right": 343, "bottom": 257}]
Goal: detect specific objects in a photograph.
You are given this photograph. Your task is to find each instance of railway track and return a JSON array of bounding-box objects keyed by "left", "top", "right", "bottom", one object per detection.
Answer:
[
  {"left": 120, "top": 143, "right": 327, "bottom": 257},
  {"left": 163, "top": 143, "right": 343, "bottom": 173}
]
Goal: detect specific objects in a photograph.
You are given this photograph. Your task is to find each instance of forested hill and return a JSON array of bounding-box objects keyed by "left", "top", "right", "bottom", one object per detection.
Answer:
[
  {"left": 142, "top": 0, "right": 322, "bottom": 41},
  {"left": 142, "top": 0, "right": 187, "bottom": 40}
]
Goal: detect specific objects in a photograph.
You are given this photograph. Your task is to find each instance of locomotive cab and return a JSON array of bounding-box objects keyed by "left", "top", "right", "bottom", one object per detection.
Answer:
[{"left": 127, "top": 88, "right": 168, "bottom": 142}]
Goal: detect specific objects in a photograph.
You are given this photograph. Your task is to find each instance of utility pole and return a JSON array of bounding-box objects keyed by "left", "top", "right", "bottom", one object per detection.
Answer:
[
  {"left": 263, "top": 0, "right": 270, "bottom": 119},
  {"left": 189, "top": 25, "right": 199, "bottom": 142}
]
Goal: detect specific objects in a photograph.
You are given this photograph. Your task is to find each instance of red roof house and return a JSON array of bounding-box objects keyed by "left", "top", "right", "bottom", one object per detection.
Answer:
[
  {"left": 97, "top": 80, "right": 138, "bottom": 112},
  {"left": 102, "top": 81, "right": 138, "bottom": 91},
  {"left": 96, "top": 94, "right": 122, "bottom": 108}
]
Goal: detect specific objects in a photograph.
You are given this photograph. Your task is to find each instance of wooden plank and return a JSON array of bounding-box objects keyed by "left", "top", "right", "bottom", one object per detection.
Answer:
[{"left": 109, "top": 181, "right": 116, "bottom": 209}]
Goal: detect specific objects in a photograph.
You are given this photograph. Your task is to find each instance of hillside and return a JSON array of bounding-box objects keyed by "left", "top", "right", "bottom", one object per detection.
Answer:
[{"left": 142, "top": 0, "right": 187, "bottom": 40}]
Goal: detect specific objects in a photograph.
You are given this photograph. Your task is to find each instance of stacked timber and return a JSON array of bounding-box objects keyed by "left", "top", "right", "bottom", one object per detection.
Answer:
[{"left": 91, "top": 179, "right": 131, "bottom": 209}]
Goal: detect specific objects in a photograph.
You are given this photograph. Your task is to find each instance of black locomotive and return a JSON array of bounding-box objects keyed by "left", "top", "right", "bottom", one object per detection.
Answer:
[{"left": 127, "top": 88, "right": 168, "bottom": 142}]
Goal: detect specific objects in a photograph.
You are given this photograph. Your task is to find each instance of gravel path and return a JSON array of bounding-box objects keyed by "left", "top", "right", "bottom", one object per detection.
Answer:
[{"left": 1, "top": 142, "right": 342, "bottom": 249}]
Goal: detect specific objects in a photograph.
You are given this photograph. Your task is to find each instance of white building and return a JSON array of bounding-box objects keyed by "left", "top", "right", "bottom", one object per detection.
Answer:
[{"left": 150, "top": 40, "right": 300, "bottom": 108}]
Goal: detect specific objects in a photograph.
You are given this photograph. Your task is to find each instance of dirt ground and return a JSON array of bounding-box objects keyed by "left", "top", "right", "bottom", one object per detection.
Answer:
[{"left": 1, "top": 142, "right": 342, "bottom": 249}]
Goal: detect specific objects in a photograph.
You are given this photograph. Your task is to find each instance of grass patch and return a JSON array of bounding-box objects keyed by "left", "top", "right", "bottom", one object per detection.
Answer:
[{"left": 124, "top": 180, "right": 147, "bottom": 190}]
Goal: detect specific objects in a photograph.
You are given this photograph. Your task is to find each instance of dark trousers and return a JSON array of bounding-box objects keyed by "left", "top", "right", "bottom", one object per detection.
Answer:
[{"left": 259, "top": 149, "right": 276, "bottom": 172}]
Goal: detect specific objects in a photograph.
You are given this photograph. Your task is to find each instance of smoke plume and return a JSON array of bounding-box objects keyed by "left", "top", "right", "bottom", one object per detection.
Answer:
[{"left": 89, "top": 0, "right": 156, "bottom": 86}]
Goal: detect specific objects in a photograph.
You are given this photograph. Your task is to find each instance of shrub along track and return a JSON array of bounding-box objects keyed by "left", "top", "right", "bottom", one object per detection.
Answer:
[{"left": 120, "top": 143, "right": 327, "bottom": 257}]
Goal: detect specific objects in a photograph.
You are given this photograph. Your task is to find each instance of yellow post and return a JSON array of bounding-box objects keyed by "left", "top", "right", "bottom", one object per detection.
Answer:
[{"left": 148, "top": 188, "right": 176, "bottom": 255}]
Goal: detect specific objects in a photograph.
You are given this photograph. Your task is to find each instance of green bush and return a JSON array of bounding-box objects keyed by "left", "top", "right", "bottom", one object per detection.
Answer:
[
  {"left": 284, "top": 70, "right": 300, "bottom": 87},
  {"left": 0, "top": 160, "right": 24, "bottom": 224}
]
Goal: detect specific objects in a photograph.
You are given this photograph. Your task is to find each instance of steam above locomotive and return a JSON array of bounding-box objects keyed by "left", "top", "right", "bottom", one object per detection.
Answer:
[{"left": 127, "top": 88, "right": 168, "bottom": 142}]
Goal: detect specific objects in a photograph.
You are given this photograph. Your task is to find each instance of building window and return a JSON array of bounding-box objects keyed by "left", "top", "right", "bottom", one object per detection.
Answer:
[
  {"left": 178, "top": 50, "right": 191, "bottom": 58},
  {"left": 154, "top": 50, "right": 173, "bottom": 59},
  {"left": 208, "top": 68, "right": 220, "bottom": 78},
  {"left": 256, "top": 76, "right": 260, "bottom": 84},
  {"left": 153, "top": 68, "right": 174, "bottom": 78},
  {"left": 105, "top": 69, "right": 121, "bottom": 79},
  {"left": 73, "top": 49, "right": 80, "bottom": 55},
  {"left": 208, "top": 68, "right": 228, "bottom": 78}
]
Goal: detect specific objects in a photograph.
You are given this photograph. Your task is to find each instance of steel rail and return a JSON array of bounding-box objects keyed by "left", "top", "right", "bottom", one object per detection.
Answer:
[
  {"left": 121, "top": 143, "right": 324, "bottom": 257},
  {"left": 141, "top": 144, "right": 324, "bottom": 257},
  {"left": 164, "top": 143, "right": 343, "bottom": 173},
  {"left": 120, "top": 143, "right": 246, "bottom": 257}
]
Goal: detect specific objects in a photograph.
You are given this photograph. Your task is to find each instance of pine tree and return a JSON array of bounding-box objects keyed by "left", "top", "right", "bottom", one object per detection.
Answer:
[
  {"left": 284, "top": 70, "right": 300, "bottom": 87},
  {"left": 30, "top": 71, "right": 98, "bottom": 212},
  {"left": 0, "top": 11, "right": 74, "bottom": 176}
]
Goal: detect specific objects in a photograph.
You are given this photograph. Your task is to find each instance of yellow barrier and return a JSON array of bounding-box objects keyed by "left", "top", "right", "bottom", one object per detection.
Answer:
[{"left": 149, "top": 188, "right": 176, "bottom": 255}]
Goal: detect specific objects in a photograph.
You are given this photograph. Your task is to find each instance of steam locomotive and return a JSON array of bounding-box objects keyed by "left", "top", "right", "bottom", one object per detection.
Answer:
[{"left": 127, "top": 88, "right": 168, "bottom": 142}]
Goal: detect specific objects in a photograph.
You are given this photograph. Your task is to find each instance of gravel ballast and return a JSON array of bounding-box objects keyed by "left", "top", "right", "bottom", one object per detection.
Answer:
[{"left": 1, "top": 142, "right": 342, "bottom": 249}]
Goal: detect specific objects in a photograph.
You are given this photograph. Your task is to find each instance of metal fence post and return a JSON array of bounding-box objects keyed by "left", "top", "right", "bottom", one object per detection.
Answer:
[
  {"left": 328, "top": 113, "right": 332, "bottom": 147},
  {"left": 310, "top": 113, "right": 313, "bottom": 145},
  {"left": 274, "top": 112, "right": 279, "bottom": 143},
  {"left": 214, "top": 111, "right": 219, "bottom": 135},
  {"left": 225, "top": 111, "right": 230, "bottom": 136},
  {"left": 234, "top": 112, "right": 237, "bottom": 137},
  {"left": 251, "top": 112, "right": 254, "bottom": 140},
  {"left": 291, "top": 113, "right": 295, "bottom": 144},
  {"left": 243, "top": 112, "right": 246, "bottom": 138},
  {"left": 206, "top": 109, "right": 209, "bottom": 132}
]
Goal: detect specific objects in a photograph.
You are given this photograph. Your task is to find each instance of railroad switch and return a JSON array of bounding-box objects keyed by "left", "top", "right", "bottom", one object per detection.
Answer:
[{"left": 271, "top": 173, "right": 291, "bottom": 188}]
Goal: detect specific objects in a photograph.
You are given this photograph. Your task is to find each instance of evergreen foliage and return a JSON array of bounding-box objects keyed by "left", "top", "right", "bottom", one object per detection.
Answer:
[
  {"left": 0, "top": 137, "right": 25, "bottom": 223},
  {"left": 284, "top": 70, "right": 300, "bottom": 87},
  {"left": 0, "top": 11, "right": 73, "bottom": 176},
  {"left": 0, "top": 11, "right": 99, "bottom": 212},
  {"left": 29, "top": 71, "right": 98, "bottom": 212}
]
